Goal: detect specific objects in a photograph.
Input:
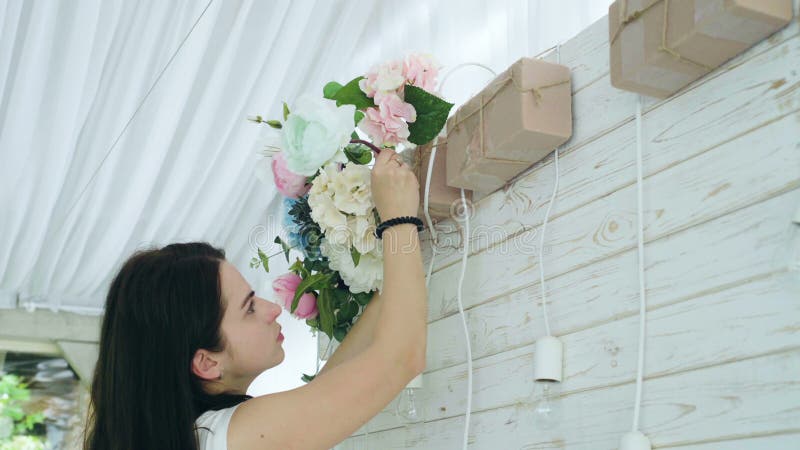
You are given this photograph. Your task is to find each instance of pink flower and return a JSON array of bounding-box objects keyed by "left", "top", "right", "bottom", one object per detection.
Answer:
[
  {"left": 357, "top": 93, "right": 417, "bottom": 147},
  {"left": 359, "top": 59, "right": 405, "bottom": 104},
  {"left": 272, "top": 152, "right": 310, "bottom": 199},
  {"left": 403, "top": 53, "right": 440, "bottom": 92},
  {"left": 272, "top": 273, "right": 318, "bottom": 319}
]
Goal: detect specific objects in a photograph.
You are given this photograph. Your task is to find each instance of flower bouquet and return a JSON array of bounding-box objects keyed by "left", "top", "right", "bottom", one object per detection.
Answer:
[{"left": 249, "top": 54, "right": 453, "bottom": 370}]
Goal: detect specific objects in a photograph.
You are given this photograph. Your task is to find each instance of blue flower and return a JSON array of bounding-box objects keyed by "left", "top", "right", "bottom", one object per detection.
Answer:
[{"left": 282, "top": 197, "right": 323, "bottom": 261}]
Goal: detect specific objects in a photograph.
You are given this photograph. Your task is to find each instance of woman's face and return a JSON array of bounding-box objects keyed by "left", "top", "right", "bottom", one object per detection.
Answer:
[{"left": 218, "top": 260, "right": 285, "bottom": 384}]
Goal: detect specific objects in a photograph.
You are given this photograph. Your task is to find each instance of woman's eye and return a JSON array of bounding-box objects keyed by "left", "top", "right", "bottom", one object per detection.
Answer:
[{"left": 247, "top": 300, "right": 255, "bottom": 314}]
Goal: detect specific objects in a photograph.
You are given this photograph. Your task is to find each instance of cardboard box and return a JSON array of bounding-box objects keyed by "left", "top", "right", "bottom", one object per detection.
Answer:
[
  {"left": 413, "top": 138, "right": 472, "bottom": 222},
  {"left": 610, "top": 0, "right": 793, "bottom": 98},
  {"left": 445, "top": 57, "right": 572, "bottom": 192}
]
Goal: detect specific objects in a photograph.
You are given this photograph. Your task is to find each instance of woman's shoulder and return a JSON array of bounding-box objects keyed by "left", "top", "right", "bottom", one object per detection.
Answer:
[{"left": 195, "top": 404, "right": 241, "bottom": 450}]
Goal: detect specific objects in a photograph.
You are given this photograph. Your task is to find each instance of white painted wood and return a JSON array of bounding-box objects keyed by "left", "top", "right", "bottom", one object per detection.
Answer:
[
  {"left": 345, "top": 352, "right": 800, "bottom": 449},
  {"left": 0, "top": 308, "right": 100, "bottom": 343},
  {"left": 0, "top": 338, "right": 61, "bottom": 356},
  {"left": 57, "top": 341, "right": 99, "bottom": 388},
  {"left": 361, "top": 271, "right": 800, "bottom": 435},
  {"left": 659, "top": 432, "right": 800, "bottom": 449},
  {"left": 422, "top": 11, "right": 800, "bottom": 274},
  {"left": 425, "top": 108, "right": 800, "bottom": 326},
  {"left": 342, "top": 1, "right": 800, "bottom": 447},
  {"left": 418, "top": 189, "right": 799, "bottom": 377}
]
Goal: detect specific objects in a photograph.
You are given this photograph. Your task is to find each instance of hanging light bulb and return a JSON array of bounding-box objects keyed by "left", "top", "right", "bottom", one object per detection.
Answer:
[
  {"left": 533, "top": 380, "right": 560, "bottom": 429},
  {"left": 620, "top": 431, "right": 652, "bottom": 450},
  {"left": 533, "top": 335, "right": 563, "bottom": 429},
  {"left": 395, "top": 373, "right": 424, "bottom": 424}
]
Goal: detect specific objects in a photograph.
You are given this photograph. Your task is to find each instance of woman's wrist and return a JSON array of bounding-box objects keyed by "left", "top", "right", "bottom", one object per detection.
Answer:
[{"left": 375, "top": 216, "right": 423, "bottom": 239}]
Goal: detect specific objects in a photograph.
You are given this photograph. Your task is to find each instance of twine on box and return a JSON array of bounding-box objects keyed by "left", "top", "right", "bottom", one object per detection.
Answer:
[
  {"left": 610, "top": 0, "right": 713, "bottom": 71},
  {"left": 445, "top": 67, "right": 570, "bottom": 169}
]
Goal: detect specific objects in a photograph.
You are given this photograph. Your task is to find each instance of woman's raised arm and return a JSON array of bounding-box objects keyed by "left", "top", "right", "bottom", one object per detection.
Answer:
[{"left": 226, "top": 147, "right": 427, "bottom": 450}]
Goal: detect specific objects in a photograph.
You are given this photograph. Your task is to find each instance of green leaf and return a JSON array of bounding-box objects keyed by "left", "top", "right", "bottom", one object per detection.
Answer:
[
  {"left": 305, "top": 317, "right": 319, "bottom": 328},
  {"left": 350, "top": 247, "right": 361, "bottom": 267},
  {"left": 7, "top": 406, "right": 24, "bottom": 420},
  {"left": 257, "top": 248, "right": 270, "bottom": 273},
  {"left": 331, "top": 288, "right": 350, "bottom": 309},
  {"left": 323, "top": 81, "right": 344, "bottom": 100},
  {"left": 343, "top": 144, "right": 372, "bottom": 165},
  {"left": 266, "top": 119, "right": 283, "bottom": 129},
  {"left": 291, "top": 272, "right": 331, "bottom": 313},
  {"left": 404, "top": 84, "right": 454, "bottom": 145},
  {"left": 354, "top": 110, "right": 365, "bottom": 125},
  {"left": 274, "top": 236, "right": 291, "bottom": 263},
  {"left": 337, "top": 300, "right": 359, "bottom": 322},
  {"left": 353, "top": 291, "right": 374, "bottom": 306},
  {"left": 351, "top": 131, "right": 359, "bottom": 140},
  {"left": 305, "top": 257, "right": 329, "bottom": 273},
  {"left": 333, "top": 325, "right": 348, "bottom": 342},
  {"left": 282, "top": 102, "right": 290, "bottom": 120},
  {"left": 333, "top": 76, "right": 375, "bottom": 109},
  {"left": 317, "top": 288, "right": 335, "bottom": 337},
  {"left": 288, "top": 258, "right": 304, "bottom": 276},
  {"left": 301, "top": 373, "right": 316, "bottom": 383}
]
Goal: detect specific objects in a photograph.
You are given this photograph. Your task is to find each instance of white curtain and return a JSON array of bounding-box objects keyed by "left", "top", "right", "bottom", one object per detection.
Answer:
[{"left": 0, "top": 0, "right": 609, "bottom": 393}]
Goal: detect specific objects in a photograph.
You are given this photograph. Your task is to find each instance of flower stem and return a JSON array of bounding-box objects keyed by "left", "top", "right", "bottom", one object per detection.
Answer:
[
  {"left": 350, "top": 139, "right": 382, "bottom": 155},
  {"left": 267, "top": 243, "right": 300, "bottom": 259}
]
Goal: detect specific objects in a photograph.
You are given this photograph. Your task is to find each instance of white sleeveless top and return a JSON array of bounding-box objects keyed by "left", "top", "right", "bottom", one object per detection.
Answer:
[{"left": 195, "top": 404, "right": 240, "bottom": 450}]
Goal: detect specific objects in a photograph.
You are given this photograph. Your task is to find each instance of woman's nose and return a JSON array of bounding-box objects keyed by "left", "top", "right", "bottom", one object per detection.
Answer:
[{"left": 269, "top": 300, "right": 282, "bottom": 322}]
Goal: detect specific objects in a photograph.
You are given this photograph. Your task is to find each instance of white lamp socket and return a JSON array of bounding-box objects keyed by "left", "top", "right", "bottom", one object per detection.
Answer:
[
  {"left": 619, "top": 431, "right": 652, "bottom": 450},
  {"left": 534, "top": 336, "right": 563, "bottom": 382}
]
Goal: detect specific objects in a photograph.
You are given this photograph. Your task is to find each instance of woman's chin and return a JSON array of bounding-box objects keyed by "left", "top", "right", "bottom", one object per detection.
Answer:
[{"left": 274, "top": 348, "right": 286, "bottom": 365}]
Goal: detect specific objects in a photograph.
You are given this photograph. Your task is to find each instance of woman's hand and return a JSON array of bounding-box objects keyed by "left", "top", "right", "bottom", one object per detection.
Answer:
[{"left": 370, "top": 148, "right": 419, "bottom": 220}]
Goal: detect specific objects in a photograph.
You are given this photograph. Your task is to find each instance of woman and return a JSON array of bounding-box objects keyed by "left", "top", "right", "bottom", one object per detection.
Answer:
[{"left": 84, "top": 148, "right": 427, "bottom": 449}]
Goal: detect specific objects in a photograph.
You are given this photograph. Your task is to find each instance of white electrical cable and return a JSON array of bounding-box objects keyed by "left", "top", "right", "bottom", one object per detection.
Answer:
[
  {"left": 456, "top": 188, "right": 472, "bottom": 450},
  {"left": 632, "top": 94, "right": 648, "bottom": 433},
  {"left": 431, "top": 61, "right": 497, "bottom": 450},
  {"left": 538, "top": 44, "right": 562, "bottom": 338},
  {"left": 538, "top": 147, "right": 558, "bottom": 337},
  {"left": 423, "top": 143, "right": 440, "bottom": 289},
  {"left": 437, "top": 62, "right": 497, "bottom": 98}
]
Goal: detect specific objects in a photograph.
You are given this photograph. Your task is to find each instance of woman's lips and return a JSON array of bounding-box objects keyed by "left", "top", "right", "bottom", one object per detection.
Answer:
[{"left": 277, "top": 331, "right": 284, "bottom": 341}]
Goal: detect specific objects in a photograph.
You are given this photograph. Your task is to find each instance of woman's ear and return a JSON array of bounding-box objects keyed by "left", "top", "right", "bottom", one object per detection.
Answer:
[{"left": 191, "top": 349, "right": 222, "bottom": 381}]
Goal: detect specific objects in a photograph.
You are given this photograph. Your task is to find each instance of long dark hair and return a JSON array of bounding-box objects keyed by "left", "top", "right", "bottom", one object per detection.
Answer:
[{"left": 84, "top": 242, "right": 251, "bottom": 450}]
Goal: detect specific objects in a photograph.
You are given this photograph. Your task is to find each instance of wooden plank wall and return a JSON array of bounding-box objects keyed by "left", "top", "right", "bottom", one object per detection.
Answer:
[{"left": 340, "top": 2, "right": 800, "bottom": 448}]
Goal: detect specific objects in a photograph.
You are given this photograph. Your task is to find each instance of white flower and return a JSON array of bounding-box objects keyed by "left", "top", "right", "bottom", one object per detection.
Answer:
[
  {"left": 282, "top": 95, "right": 356, "bottom": 176},
  {"left": 307, "top": 162, "right": 380, "bottom": 286},
  {"left": 348, "top": 214, "right": 378, "bottom": 255},
  {"left": 308, "top": 190, "right": 350, "bottom": 246},
  {"left": 308, "top": 164, "right": 349, "bottom": 246},
  {"left": 331, "top": 163, "right": 373, "bottom": 215},
  {"left": 308, "top": 163, "right": 336, "bottom": 196},
  {"left": 359, "top": 59, "right": 406, "bottom": 103},
  {"left": 374, "top": 60, "right": 405, "bottom": 91},
  {"left": 321, "top": 238, "right": 383, "bottom": 294}
]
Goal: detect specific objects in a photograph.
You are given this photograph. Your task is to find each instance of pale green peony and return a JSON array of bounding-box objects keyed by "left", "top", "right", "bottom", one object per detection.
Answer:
[{"left": 281, "top": 95, "right": 355, "bottom": 176}]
